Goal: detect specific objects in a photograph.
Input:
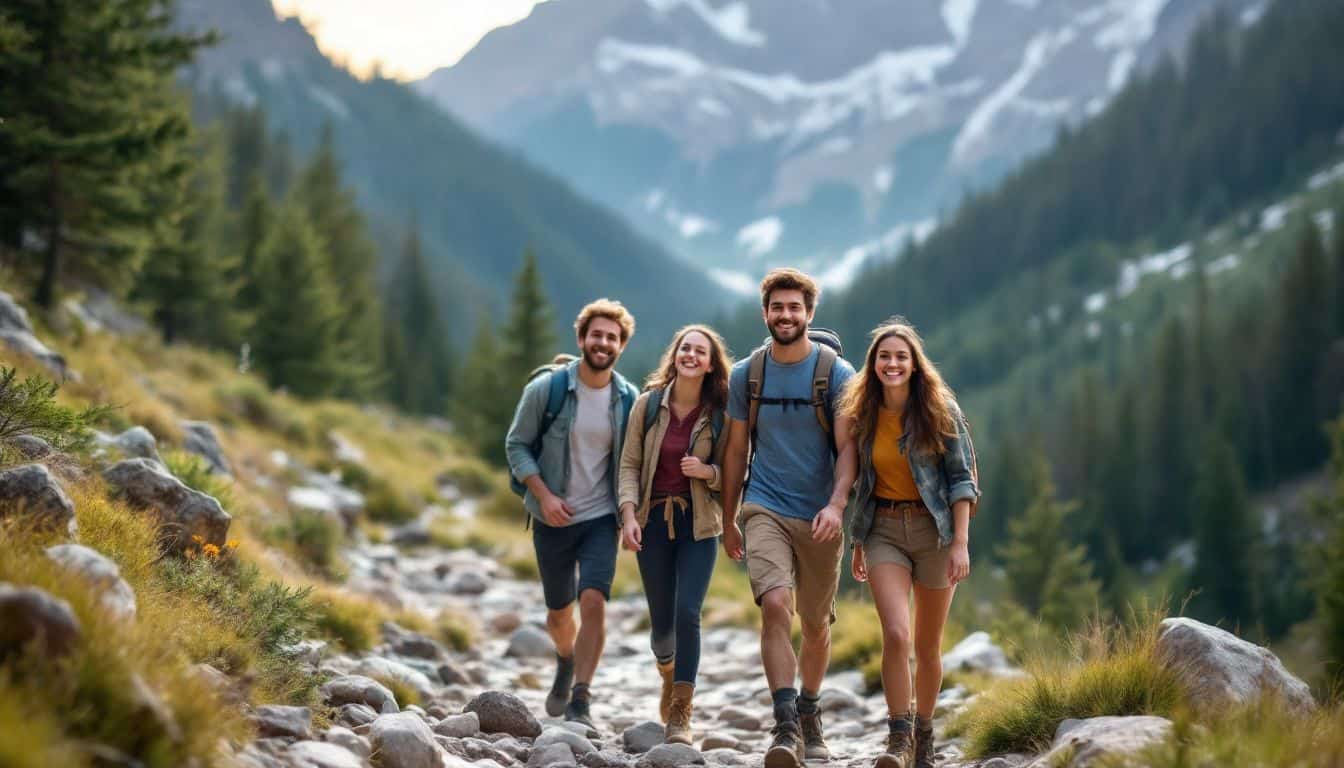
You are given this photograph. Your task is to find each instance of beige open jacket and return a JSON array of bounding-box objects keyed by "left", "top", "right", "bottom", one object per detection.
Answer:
[{"left": 617, "top": 385, "right": 726, "bottom": 541}]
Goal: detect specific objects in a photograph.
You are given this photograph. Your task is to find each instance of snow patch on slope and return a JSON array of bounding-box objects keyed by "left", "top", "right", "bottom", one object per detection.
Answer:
[
  {"left": 942, "top": 0, "right": 979, "bottom": 47},
  {"left": 737, "top": 217, "right": 783, "bottom": 258},
  {"left": 820, "top": 219, "right": 938, "bottom": 289},
  {"left": 644, "top": 0, "right": 765, "bottom": 47},
  {"left": 708, "top": 268, "right": 757, "bottom": 295}
]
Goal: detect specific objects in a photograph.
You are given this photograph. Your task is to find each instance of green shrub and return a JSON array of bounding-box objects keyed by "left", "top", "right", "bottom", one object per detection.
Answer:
[
  {"left": 436, "top": 612, "right": 477, "bottom": 652},
  {"left": 364, "top": 479, "right": 419, "bottom": 525},
  {"left": 0, "top": 365, "right": 111, "bottom": 461},
  {"left": 312, "top": 592, "right": 381, "bottom": 652},
  {"left": 277, "top": 511, "right": 345, "bottom": 579},
  {"left": 373, "top": 675, "right": 420, "bottom": 709},
  {"left": 436, "top": 461, "right": 500, "bottom": 498},
  {"left": 162, "top": 450, "right": 233, "bottom": 510}
]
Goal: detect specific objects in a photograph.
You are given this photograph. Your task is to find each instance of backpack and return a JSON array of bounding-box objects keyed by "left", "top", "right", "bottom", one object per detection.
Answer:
[
  {"left": 642, "top": 388, "right": 725, "bottom": 451},
  {"left": 746, "top": 328, "right": 844, "bottom": 462},
  {"left": 507, "top": 354, "right": 638, "bottom": 498}
]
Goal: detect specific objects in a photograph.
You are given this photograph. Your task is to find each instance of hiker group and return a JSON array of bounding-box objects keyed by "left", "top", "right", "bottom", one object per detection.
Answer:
[{"left": 504, "top": 268, "right": 980, "bottom": 768}]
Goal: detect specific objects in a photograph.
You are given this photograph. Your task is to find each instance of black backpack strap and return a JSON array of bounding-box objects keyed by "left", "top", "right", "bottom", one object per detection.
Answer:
[
  {"left": 539, "top": 366, "right": 569, "bottom": 441},
  {"left": 746, "top": 346, "right": 768, "bottom": 447},
  {"left": 812, "top": 344, "right": 837, "bottom": 437},
  {"left": 644, "top": 388, "right": 662, "bottom": 435}
]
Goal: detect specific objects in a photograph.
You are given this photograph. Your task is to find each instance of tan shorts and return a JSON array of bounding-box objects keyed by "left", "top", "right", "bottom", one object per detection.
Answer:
[
  {"left": 863, "top": 510, "right": 951, "bottom": 589},
  {"left": 741, "top": 503, "right": 843, "bottom": 628}
]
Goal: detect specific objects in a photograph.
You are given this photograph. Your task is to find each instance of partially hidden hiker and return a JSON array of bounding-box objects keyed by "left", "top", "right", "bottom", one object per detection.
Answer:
[
  {"left": 616, "top": 324, "right": 732, "bottom": 745},
  {"left": 719, "top": 268, "right": 858, "bottom": 768},
  {"left": 840, "top": 320, "right": 980, "bottom": 768},
  {"left": 504, "top": 299, "right": 640, "bottom": 729}
]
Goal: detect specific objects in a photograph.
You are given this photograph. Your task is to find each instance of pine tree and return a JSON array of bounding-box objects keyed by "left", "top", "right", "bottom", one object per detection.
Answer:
[
  {"left": 1190, "top": 430, "right": 1259, "bottom": 630},
  {"left": 234, "top": 173, "right": 273, "bottom": 316},
  {"left": 1315, "top": 416, "right": 1344, "bottom": 689},
  {"left": 134, "top": 129, "right": 241, "bottom": 347},
  {"left": 1266, "top": 224, "right": 1332, "bottom": 473},
  {"left": 502, "top": 248, "right": 556, "bottom": 385},
  {"left": 249, "top": 202, "right": 343, "bottom": 398},
  {"left": 385, "top": 219, "right": 454, "bottom": 414},
  {"left": 455, "top": 311, "right": 512, "bottom": 464},
  {"left": 1334, "top": 205, "right": 1344, "bottom": 338},
  {"left": 996, "top": 454, "right": 1101, "bottom": 630},
  {"left": 293, "top": 124, "right": 383, "bottom": 398},
  {"left": 0, "top": 0, "right": 211, "bottom": 308},
  {"left": 1144, "top": 318, "right": 1194, "bottom": 550}
]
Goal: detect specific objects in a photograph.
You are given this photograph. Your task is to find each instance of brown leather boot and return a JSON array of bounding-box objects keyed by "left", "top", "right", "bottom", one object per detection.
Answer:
[
  {"left": 657, "top": 660, "right": 676, "bottom": 723},
  {"left": 874, "top": 716, "right": 915, "bottom": 768},
  {"left": 665, "top": 681, "right": 694, "bottom": 745}
]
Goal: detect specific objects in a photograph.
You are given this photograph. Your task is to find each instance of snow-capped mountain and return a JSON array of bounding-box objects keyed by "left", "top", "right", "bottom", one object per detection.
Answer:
[{"left": 418, "top": 0, "right": 1263, "bottom": 292}]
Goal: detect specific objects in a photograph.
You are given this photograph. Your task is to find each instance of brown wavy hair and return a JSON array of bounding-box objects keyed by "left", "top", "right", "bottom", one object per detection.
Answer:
[
  {"left": 839, "top": 320, "right": 958, "bottom": 456},
  {"left": 643, "top": 324, "right": 733, "bottom": 412},
  {"left": 760, "top": 267, "right": 820, "bottom": 312},
  {"left": 575, "top": 298, "right": 636, "bottom": 343}
]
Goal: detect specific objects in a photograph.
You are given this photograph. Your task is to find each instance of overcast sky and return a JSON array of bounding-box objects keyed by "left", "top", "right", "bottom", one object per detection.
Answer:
[{"left": 273, "top": 0, "right": 548, "bottom": 81}]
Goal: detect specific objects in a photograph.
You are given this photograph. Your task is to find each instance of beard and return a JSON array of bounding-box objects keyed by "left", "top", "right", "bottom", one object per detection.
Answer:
[
  {"left": 768, "top": 319, "right": 806, "bottom": 346},
  {"left": 583, "top": 346, "right": 616, "bottom": 371}
]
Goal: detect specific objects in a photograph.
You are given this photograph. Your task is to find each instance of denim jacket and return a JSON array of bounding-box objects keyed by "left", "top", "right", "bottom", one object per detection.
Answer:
[
  {"left": 848, "top": 400, "right": 980, "bottom": 549},
  {"left": 504, "top": 359, "right": 638, "bottom": 523}
]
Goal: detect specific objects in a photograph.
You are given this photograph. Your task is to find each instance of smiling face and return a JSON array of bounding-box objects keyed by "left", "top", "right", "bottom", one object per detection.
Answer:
[
  {"left": 872, "top": 334, "right": 916, "bottom": 391},
  {"left": 674, "top": 330, "right": 713, "bottom": 381},
  {"left": 763, "top": 288, "right": 813, "bottom": 345},
  {"left": 579, "top": 316, "right": 626, "bottom": 372}
]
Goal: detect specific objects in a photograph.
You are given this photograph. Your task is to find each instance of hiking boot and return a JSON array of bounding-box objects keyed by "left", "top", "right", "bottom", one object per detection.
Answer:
[
  {"left": 564, "top": 695, "right": 595, "bottom": 730},
  {"left": 665, "top": 681, "right": 694, "bottom": 745},
  {"left": 765, "top": 720, "right": 805, "bottom": 768},
  {"left": 799, "top": 710, "right": 830, "bottom": 761},
  {"left": 657, "top": 659, "right": 676, "bottom": 723},
  {"left": 874, "top": 722, "right": 914, "bottom": 768},
  {"left": 913, "top": 719, "right": 935, "bottom": 768},
  {"left": 546, "top": 654, "right": 575, "bottom": 717}
]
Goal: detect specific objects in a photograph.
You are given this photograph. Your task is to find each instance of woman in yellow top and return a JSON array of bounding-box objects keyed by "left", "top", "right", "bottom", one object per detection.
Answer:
[{"left": 839, "top": 320, "right": 980, "bottom": 768}]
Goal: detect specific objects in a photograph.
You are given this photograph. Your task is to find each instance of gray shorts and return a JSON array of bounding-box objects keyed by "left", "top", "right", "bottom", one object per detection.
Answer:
[{"left": 863, "top": 509, "right": 951, "bottom": 589}]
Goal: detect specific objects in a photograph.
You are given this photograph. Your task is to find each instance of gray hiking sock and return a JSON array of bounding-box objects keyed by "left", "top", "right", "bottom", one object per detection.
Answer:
[{"left": 797, "top": 688, "right": 820, "bottom": 715}]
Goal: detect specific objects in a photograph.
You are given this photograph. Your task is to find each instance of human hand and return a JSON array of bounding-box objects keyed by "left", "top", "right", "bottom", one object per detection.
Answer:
[
  {"left": 679, "top": 456, "right": 714, "bottom": 480},
  {"left": 851, "top": 543, "right": 868, "bottom": 582},
  {"left": 722, "top": 522, "right": 744, "bottom": 561},
  {"left": 621, "top": 510, "right": 643, "bottom": 552},
  {"left": 811, "top": 503, "right": 843, "bottom": 543},
  {"left": 948, "top": 540, "right": 970, "bottom": 585},
  {"left": 540, "top": 492, "right": 573, "bottom": 527}
]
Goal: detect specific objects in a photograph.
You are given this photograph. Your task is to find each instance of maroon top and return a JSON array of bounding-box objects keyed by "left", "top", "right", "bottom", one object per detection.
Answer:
[{"left": 651, "top": 403, "right": 704, "bottom": 496}]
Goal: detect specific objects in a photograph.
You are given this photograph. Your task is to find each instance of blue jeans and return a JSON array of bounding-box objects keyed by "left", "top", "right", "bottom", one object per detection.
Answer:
[{"left": 636, "top": 496, "right": 718, "bottom": 684}]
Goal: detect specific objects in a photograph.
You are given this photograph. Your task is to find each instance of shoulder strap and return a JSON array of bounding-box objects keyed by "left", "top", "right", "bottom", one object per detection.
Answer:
[
  {"left": 811, "top": 344, "right": 837, "bottom": 436},
  {"left": 539, "top": 366, "right": 569, "bottom": 439},
  {"left": 643, "top": 389, "right": 662, "bottom": 434},
  {"left": 746, "top": 346, "right": 768, "bottom": 444},
  {"left": 619, "top": 378, "right": 638, "bottom": 420},
  {"left": 709, "top": 407, "right": 724, "bottom": 444}
]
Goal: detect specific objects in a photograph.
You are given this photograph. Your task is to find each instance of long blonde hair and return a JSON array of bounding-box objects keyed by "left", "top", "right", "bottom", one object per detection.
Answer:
[
  {"left": 839, "top": 320, "right": 958, "bottom": 456},
  {"left": 643, "top": 324, "right": 732, "bottom": 412}
]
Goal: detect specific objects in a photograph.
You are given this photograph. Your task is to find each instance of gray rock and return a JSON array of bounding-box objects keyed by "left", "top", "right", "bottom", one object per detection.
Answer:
[
  {"left": 369, "top": 712, "right": 440, "bottom": 768},
  {"left": 287, "top": 740, "right": 368, "bottom": 768},
  {"left": 942, "top": 631, "right": 1021, "bottom": 677},
  {"left": 351, "top": 657, "right": 437, "bottom": 702},
  {"left": 635, "top": 743, "right": 703, "bottom": 768},
  {"left": 491, "top": 612, "right": 524, "bottom": 635},
  {"left": 253, "top": 705, "right": 313, "bottom": 741},
  {"left": 45, "top": 543, "right": 137, "bottom": 620},
  {"left": 103, "top": 458, "right": 231, "bottom": 552},
  {"left": 535, "top": 727, "right": 597, "bottom": 757},
  {"left": 323, "top": 726, "right": 372, "bottom": 759},
  {"left": 0, "top": 582, "right": 81, "bottom": 659},
  {"left": 434, "top": 712, "right": 481, "bottom": 739},
  {"left": 466, "top": 691, "right": 543, "bottom": 738},
  {"left": 461, "top": 736, "right": 514, "bottom": 763},
  {"left": 491, "top": 736, "right": 529, "bottom": 760},
  {"left": 100, "top": 427, "right": 162, "bottom": 463},
  {"left": 505, "top": 626, "right": 555, "bottom": 659},
  {"left": 439, "top": 660, "right": 471, "bottom": 686},
  {"left": 0, "top": 291, "right": 69, "bottom": 379},
  {"left": 390, "top": 631, "right": 445, "bottom": 660},
  {"left": 0, "top": 463, "right": 76, "bottom": 533},
  {"left": 817, "top": 687, "right": 864, "bottom": 712},
  {"left": 191, "top": 662, "right": 246, "bottom": 706},
  {"left": 622, "top": 722, "right": 665, "bottom": 754},
  {"left": 322, "top": 675, "right": 400, "bottom": 714},
  {"left": 337, "top": 703, "right": 380, "bottom": 728},
  {"left": 1156, "top": 617, "right": 1315, "bottom": 717},
  {"left": 528, "top": 743, "right": 577, "bottom": 768},
  {"left": 449, "top": 570, "right": 489, "bottom": 596},
  {"left": 0, "top": 290, "right": 34, "bottom": 333},
  {"left": 129, "top": 673, "right": 183, "bottom": 744},
  {"left": 1028, "top": 716, "right": 1172, "bottom": 768},
  {"left": 713, "top": 707, "right": 759, "bottom": 731},
  {"left": 8, "top": 434, "right": 53, "bottom": 460},
  {"left": 979, "top": 756, "right": 1032, "bottom": 768},
  {"left": 697, "top": 735, "right": 739, "bottom": 752},
  {"left": 329, "top": 431, "right": 366, "bottom": 465},
  {"left": 700, "top": 750, "right": 744, "bottom": 766},
  {"left": 582, "top": 751, "right": 636, "bottom": 768},
  {"left": 181, "top": 420, "right": 231, "bottom": 475}
]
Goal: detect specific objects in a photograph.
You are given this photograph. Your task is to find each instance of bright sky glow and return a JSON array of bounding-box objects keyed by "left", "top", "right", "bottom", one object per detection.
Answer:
[{"left": 272, "top": 0, "right": 548, "bottom": 80}]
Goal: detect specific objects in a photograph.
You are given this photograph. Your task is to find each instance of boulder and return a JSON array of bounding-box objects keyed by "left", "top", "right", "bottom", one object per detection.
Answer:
[
  {"left": 286, "top": 740, "right": 368, "bottom": 768},
  {"left": 322, "top": 675, "right": 400, "bottom": 714},
  {"left": 98, "top": 427, "right": 162, "bottom": 463},
  {"left": 0, "top": 463, "right": 75, "bottom": 533},
  {"left": 817, "top": 687, "right": 864, "bottom": 712},
  {"left": 528, "top": 742, "right": 578, "bottom": 768},
  {"left": 448, "top": 570, "right": 489, "bottom": 596},
  {"left": 45, "top": 543, "right": 137, "bottom": 620},
  {"left": 1156, "top": 617, "right": 1315, "bottom": 717},
  {"left": 336, "top": 703, "right": 380, "bottom": 728},
  {"left": 0, "top": 291, "right": 69, "bottom": 379},
  {"left": 253, "top": 705, "right": 313, "bottom": 741},
  {"left": 368, "top": 712, "right": 440, "bottom": 768},
  {"left": 322, "top": 726, "right": 372, "bottom": 759},
  {"left": 465, "top": 691, "right": 542, "bottom": 738},
  {"left": 635, "top": 744, "right": 704, "bottom": 768},
  {"left": 102, "top": 458, "right": 231, "bottom": 552},
  {"left": 1028, "top": 716, "right": 1172, "bottom": 768},
  {"left": 942, "top": 631, "right": 1020, "bottom": 676},
  {"left": 621, "top": 722, "right": 664, "bottom": 754},
  {"left": 181, "top": 420, "right": 231, "bottom": 475},
  {"left": 697, "top": 735, "right": 739, "bottom": 752},
  {"left": 0, "top": 582, "right": 81, "bottom": 659},
  {"left": 438, "top": 660, "right": 471, "bottom": 686},
  {"left": 8, "top": 434, "right": 53, "bottom": 461},
  {"left": 505, "top": 626, "right": 555, "bottom": 659},
  {"left": 351, "top": 657, "right": 437, "bottom": 702},
  {"left": 582, "top": 751, "right": 637, "bottom": 768},
  {"left": 433, "top": 712, "right": 480, "bottom": 739},
  {"left": 534, "top": 726, "right": 597, "bottom": 757}
]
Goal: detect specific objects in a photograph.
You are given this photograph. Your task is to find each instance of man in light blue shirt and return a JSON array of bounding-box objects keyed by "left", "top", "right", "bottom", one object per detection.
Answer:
[{"left": 720, "top": 269, "right": 858, "bottom": 768}]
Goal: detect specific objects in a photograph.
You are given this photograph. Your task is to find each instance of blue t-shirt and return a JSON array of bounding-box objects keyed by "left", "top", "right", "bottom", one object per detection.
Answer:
[{"left": 728, "top": 344, "right": 856, "bottom": 521}]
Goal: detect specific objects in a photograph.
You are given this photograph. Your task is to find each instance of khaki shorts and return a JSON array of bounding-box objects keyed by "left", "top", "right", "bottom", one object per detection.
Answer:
[
  {"left": 741, "top": 503, "right": 843, "bottom": 628},
  {"left": 863, "top": 510, "right": 951, "bottom": 589}
]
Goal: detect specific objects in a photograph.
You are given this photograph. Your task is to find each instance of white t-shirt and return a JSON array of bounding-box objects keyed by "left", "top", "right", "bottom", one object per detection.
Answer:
[{"left": 564, "top": 380, "right": 615, "bottom": 523}]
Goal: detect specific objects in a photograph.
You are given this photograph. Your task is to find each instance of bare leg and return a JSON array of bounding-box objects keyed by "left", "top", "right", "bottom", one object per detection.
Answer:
[
  {"left": 759, "top": 587, "right": 798, "bottom": 691},
  {"left": 547, "top": 604, "right": 577, "bottom": 659},
  {"left": 573, "top": 589, "right": 607, "bottom": 684},
  {"left": 868, "top": 563, "right": 915, "bottom": 717},
  {"left": 798, "top": 619, "right": 830, "bottom": 695},
  {"left": 911, "top": 582, "right": 955, "bottom": 719}
]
